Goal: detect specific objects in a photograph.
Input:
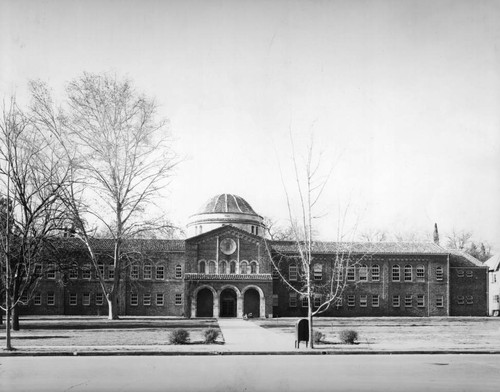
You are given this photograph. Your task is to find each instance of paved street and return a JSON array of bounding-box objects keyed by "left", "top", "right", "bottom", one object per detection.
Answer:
[{"left": 1, "top": 354, "right": 500, "bottom": 392}]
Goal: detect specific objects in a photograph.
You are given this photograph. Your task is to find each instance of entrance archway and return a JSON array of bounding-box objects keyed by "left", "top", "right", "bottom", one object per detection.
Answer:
[
  {"left": 196, "top": 288, "right": 214, "bottom": 317},
  {"left": 243, "top": 288, "right": 260, "bottom": 318},
  {"left": 220, "top": 288, "right": 237, "bottom": 317}
]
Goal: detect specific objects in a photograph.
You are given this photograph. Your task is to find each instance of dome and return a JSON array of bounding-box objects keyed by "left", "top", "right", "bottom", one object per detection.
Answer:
[
  {"left": 187, "top": 194, "right": 265, "bottom": 237},
  {"left": 197, "top": 194, "right": 257, "bottom": 215}
]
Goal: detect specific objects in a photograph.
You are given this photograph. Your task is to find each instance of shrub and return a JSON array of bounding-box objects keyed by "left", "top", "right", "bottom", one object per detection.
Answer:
[
  {"left": 313, "top": 330, "right": 325, "bottom": 344},
  {"left": 339, "top": 329, "right": 358, "bottom": 344},
  {"left": 204, "top": 328, "right": 220, "bottom": 344},
  {"left": 169, "top": 328, "right": 190, "bottom": 345}
]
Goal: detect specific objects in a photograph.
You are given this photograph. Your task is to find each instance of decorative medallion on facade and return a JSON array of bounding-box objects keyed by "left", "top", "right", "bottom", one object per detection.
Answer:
[{"left": 220, "top": 238, "right": 237, "bottom": 255}]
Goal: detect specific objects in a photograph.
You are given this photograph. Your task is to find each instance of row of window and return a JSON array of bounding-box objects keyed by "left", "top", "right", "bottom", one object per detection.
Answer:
[
  {"left": 457, "top": 270, "right": 475, "bottom": 278},
  {"left": 285, "top": 264, "right": 445, "bottom": 282},
  {"left": 29, "top": 292, "right": 183, "bottom": 307},
  {"left": 287, "top": 293, "right": 446, "bottom": 309},
  {"left": 130, "top": 264, "right": 182, "bottom": 280},
  {"left": 198, "top": 260, "right": 259, "bottom": 274}
]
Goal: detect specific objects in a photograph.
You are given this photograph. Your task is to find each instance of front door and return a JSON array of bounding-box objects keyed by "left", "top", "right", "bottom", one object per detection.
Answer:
[{"left": 220, "top": 288, "right": 237, "bottom": 317}]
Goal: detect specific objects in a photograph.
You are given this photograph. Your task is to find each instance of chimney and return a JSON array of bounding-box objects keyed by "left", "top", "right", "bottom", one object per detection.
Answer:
[{"left": 433, "top": 223, "right": 439, "bottom": 245}]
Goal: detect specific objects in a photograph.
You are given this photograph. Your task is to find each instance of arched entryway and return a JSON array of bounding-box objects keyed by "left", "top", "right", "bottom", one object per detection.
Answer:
[
  {"left": 196, "top": 288, "right": 214, "bottom": 317},
  {"left": 243, "top": 288, "right": 260, "bottom": 318},
  {"left": 220, "top": 288, "right": 237, "bottom": 317}
]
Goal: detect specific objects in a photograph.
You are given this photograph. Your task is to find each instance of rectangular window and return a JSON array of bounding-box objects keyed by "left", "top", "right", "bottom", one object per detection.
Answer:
[
  {"left": 405, "top": 295, "right": 412, "bottom": 307},
  {"left": 289, "top": 293, "right": 297, "bottom": 307},
  {"left": 392, "top": 295, "right": 400, "bottom": 307},
  {"left": 175, "top": 293, "right": 183, "bottom": 306},
  {"left": 34, "top": 264, "right": 42, "bottom": 277},
  {"left": 144, "top": 264, "right": 152, "bottom": 280},
  {"left": 416, "top": 265, "right": 425, "bottom": 279},
  {"left": 313, "top": 296, "right": 321, "bottom": 308},
  {"left": 494, "top": 295, "right": 500, "bottom": 303},
  {"left": 457, "top": 296, "right": 465, "bottom": 305},
  {"left": 20, "top": 292, "right": 28, "bottom": 303},
  {"left": 34, "top": 292, "right": 42, "bottom": 306},
  {"left": 436, "top": 295, "right": 444, "bottom": 308},
  {"left": 130, "top": 293, "right": 138, "bottom": 306},
  {"left": 272, "top": 294, "right": 279, "bottom": 307},
  {"left": 130, "top": 265, "right": 139, "bottom": 280},
  {"left": 417, "top": 294, "right": 425, "bottom": 308},
  {"left": 96, "top": 293, "right": 104, "bottom": 306},
  {"left": 175, "top": 265, "right": 182, "bottom": 279},
  {"left": 372, "top": 295, "right": 380, "bottom": 307},
  {"left": 458, "top": 270, "right": 464, "bottom": 278},
  {"left": 156, "top": 265, "right": 165, "bottom": 280},
  {"left": 466, "top": 295, "right": 473, "bottom": 305},
  {"left": 466, "top": 270, "right": 473, "bottom": 278},
  {"left": 335, "top": 268, "right": 343, "bottom": 282},
  {"left": 143, "top": 293, "right": 151, "bottom": 306},
  {"left": 491, "top": 273, "right": 496, "bottom": 283},
  {"left": 83, "top": 293, "right": 90, "bottom": 306},
  {"left": 436, "top": 266, "right": 444, "bottom": 281},
  {"left": 108, "top": 265, "right": 115, "bottom": 280},
  {"left": 347, "top": 295, "right": 355, "bottom": 307},
  {"left": 82, "top": 264, "right": 91, "bottom": 280},
  {"left": 313, "top": 265, "right": 323, "bottom": 281},
  {"left": 302, "top": 296, "right": 308, "bottom": 307},
  {"left": 69, "top": 293, "right": 77, "bottom": 306},
  {"left": 69, "top": 268, "right": 78, "bottom": 280},
  {"left": 47, "top": 292, "right": 55, "bottom": 306},
  {"left": 359, "top": 295, "right": 367, "bottom": 307},
  {"left": 289, "top": 265, "right": 298, "bottom": 281},
  {"left": 347, "top": 266, "right": 355, "bottom": 281},
  {"left": 335, "top": 297, "right": 343, "bottom": 308},
  {"left": 156, "top": 293, "right": 164, "bottom": 306},
  {"left": 47, "top": 264, "right": 56, "bottom": 279},
  {"left": 371, "top": 265, "right": 380, "bottom": 282}
]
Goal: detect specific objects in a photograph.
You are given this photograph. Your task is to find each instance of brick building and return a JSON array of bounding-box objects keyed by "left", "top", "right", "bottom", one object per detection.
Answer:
[{"left": 20, "top": 193, "right": 488, "bottom": 318}]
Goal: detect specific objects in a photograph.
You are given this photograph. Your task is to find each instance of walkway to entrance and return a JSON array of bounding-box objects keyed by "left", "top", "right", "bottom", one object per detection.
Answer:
[{"left": 218, "top": 319, "right": 292, "bottom": 351}]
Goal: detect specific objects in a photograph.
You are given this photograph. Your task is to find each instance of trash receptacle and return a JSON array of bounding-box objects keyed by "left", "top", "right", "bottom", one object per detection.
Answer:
[{"left": 295, "top": 318, "right": 309, "bottom": 348}]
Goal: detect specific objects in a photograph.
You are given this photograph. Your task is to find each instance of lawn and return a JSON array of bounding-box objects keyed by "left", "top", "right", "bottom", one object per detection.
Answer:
[
  {"left": 0, "top": 317, "right": 223, "bottom": 348},
  {"left": 254, "top": 317, "right": 500, "bottom": 351}
]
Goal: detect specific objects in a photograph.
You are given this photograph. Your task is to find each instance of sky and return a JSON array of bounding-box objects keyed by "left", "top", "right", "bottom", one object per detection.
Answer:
[{"left": 1, "top": 0, "right": 499, "bottom": 249}]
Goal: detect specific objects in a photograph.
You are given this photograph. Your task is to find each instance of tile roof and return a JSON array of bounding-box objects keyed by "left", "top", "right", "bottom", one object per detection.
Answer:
[
  {"left": 270, "top": 241, "right": 448, "bottom": 255},
  {"left": 184, "top": 273, "right": 272, "bottom": 281},
  {"left": 484, "top": 253, "right": 500, "bottom": 271},
  {"left": 448, "top": 249, "right": 486, "bottom": 268},
  {"left": 54, "top": 237, "right": 185, "bottom": 252}
]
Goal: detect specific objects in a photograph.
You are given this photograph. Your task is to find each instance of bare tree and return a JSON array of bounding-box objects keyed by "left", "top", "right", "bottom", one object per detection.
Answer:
[
  {"left": 0, "top": 98, "right": 72, "bottom": 348},
  {"left": 358, "top": 229, "right": 387, "bottom": 242},
  {"left": 265, "top": 134, "right": 362, "bottom": 349},
  {"left": 31, "top": 73, "right": 179, "bottom": 319},
  {"left": 446, "top": 229, "right": 473, "bottom": 251},
  {"left": 264, "top": 216, "right": 296, "bottom": 241}
]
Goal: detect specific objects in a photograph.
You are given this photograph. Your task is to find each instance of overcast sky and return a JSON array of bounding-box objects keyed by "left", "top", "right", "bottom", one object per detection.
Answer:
[{"left": 1, "top": 0, "right": 499, "bottom": 249}]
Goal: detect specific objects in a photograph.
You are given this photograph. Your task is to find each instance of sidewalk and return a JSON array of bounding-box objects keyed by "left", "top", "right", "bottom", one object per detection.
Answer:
[{"left": 218, "top": 319, "right": 294, "bottom": 351}]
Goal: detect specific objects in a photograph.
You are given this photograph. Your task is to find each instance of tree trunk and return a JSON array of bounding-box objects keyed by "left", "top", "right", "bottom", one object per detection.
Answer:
[
  {"left": 107, "top": 293, "right": 119, "bottom": 320},
  {"left": 5, "top": 299, "right": 12, "bottom": 350},
  {"left": 308, "top": 297, "right": 314, "bottom": 349},
  {"left": 0, "top": 309, "right": 3, "bottom": 325},
  {"left": 12, "top": 304, "right": 19, "bottom": 331}
]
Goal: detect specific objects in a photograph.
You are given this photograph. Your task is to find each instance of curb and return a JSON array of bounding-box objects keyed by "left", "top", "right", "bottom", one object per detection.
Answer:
[{"left": 2, "top": 350, "right": 500, "bottom": 357}]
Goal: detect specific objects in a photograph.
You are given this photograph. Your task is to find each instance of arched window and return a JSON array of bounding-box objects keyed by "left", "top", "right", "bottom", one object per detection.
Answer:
[
  {"left": 175, "top": 265, "right": 182, "bottom": 279},
  {"left": 436, "top": 266, "right": 443, "bottom": 281},
  {"left": 199, "top": 261, "right": 206, "bottom": 274},
  {"left": 208, "top": 261, "right": 216, "bottom": 274},
  {"left": 240, "top": 261, "right": 248, "bottom": 274},
  {"left": 392, "top": 265, "right": 400, "bottom": 281},
  {"left": 250, "top": 261, "right": 257, "bottom": 274},
  {"left": 404, "top": 265, "right": 412, "bottom": 281},
  {"left": 371, "top": 264, "right": 380, "bottom": 281},
  {"left": 359, "top": 265, "right": 368, "bottom": 281},
  {"left": 220, "top": 261, "right": 227, "bottom": 274},
  {"left": 230, "top": 261, "right": 236, "bottom": 274},
  {"left": 313, "top": 264, "right": 323, "bottom": 280}
]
